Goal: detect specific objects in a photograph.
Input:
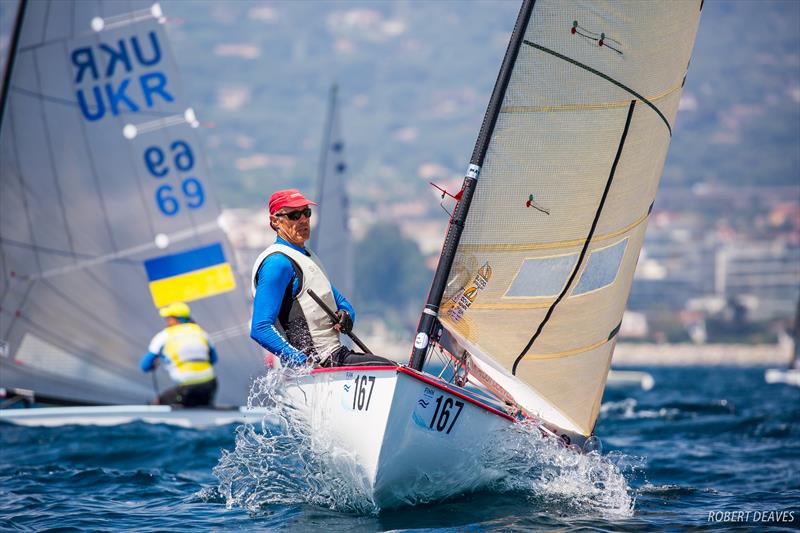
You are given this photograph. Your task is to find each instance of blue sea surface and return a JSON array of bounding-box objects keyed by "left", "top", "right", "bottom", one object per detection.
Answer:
[{"left": 1, "top": 367, "right": 798, "bottom": 531}]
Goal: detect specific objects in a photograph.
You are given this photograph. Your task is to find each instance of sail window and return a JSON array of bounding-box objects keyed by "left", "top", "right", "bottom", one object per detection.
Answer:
[
  {"left": 572, "top": 238, "right": 628, "bottom": 296},
  {"left": 505, "top": 253, "right": 578, "bottom": 298}
]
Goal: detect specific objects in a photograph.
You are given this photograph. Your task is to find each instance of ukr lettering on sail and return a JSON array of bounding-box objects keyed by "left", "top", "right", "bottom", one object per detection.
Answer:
[{"left": 71, "top": 31, "right": 174, "bottom": 121}]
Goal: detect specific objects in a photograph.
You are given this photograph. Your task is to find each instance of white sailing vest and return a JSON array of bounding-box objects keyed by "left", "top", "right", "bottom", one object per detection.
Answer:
[{"left": 251, "top": 243, "right": 342, "bottom": 361}]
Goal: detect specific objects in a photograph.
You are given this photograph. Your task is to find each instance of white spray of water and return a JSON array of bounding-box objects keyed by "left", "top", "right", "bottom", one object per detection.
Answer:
[
  {"left": 481, "top": 421, "right": 636, "bottom": 518},
  {"left": 213, "top": 369, "right": 636, "bottom": 517},
  {"left": 213, "top": 367, "right": 377, "bottom": 515}
]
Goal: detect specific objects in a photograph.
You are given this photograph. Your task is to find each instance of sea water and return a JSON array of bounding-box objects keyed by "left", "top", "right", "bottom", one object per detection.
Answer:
[{"left": 1, "top": 367, "right": 798, "bottom": 531}]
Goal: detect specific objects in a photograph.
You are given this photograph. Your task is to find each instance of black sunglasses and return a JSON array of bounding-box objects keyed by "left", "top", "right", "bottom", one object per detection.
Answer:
[{"left": 276, "top": 207, "right": 312, "bottom": 221}]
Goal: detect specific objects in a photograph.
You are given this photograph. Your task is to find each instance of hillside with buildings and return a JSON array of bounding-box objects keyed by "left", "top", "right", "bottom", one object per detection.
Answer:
[{"left": 1, "top": 0, "right": 796, "bottom": 347}]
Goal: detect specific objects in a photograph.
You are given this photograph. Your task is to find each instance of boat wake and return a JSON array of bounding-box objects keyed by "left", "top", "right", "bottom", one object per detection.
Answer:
[
  {"left": 481, "top": 421, "right": 636, "bottom": 519},
  {"left": 210, "top": 368, "right": 635, "bottom": 517}
]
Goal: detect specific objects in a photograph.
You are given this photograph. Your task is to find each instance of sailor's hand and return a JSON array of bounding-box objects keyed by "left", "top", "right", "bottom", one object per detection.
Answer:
[{"left": 334, "top": 310, "right": 353, "bottom": 333}]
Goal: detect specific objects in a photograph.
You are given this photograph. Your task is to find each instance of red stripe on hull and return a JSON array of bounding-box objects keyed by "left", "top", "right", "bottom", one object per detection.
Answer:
[{"left": 309, "top": 364, "right": 514, "bottom": 422}]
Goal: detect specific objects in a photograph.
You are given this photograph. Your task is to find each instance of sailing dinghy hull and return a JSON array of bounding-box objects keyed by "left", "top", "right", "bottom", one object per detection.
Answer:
[
  {"left": 285, "top": 365, "right": 515, "bottom": 508},
  {"left": 764, "top": 369, "right": 800, "bottom": 387},
  {"left": 0, "top": 405, "right": 268, "bottom": 429}
]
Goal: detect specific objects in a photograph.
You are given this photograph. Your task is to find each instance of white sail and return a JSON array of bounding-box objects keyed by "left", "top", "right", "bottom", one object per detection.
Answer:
[
  {"left": 0, "top": 1, "right": 263, "bottom": 405},
  {"left": 438, "top": 1, "right": 702, "bottom": 436},
  {"left": 309, "top": 84, "right": 353, "bottom": 297}
]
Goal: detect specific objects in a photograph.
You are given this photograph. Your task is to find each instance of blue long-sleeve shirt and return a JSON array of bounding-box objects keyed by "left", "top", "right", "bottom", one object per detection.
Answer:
[{"left": 250, "top": 236, "right": 355, "bottom": 366}]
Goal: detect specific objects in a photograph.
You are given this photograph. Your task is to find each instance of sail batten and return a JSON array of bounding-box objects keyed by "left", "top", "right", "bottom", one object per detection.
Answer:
[{"left": 434, "top": 0, "right": 701, "bottom": 436}]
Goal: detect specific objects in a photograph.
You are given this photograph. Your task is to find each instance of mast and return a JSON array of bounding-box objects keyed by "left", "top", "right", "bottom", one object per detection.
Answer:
[
  {"left": 310, "top": 83, "right": 337, "bottom": 252},
  {"left": 0, "top": 0, "right": 28, "bottom": 127},
  {"left": 410, "top": 0, "right": 535, "bottom": 370}
]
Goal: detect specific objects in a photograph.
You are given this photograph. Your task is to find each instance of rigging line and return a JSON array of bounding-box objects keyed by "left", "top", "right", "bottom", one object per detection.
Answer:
[
  {"left": 32, "top": 50, "right": 80, "bottom": 267},
  {"left": 12, "top": 87, "right": 175, "bottom": 118},
  {"left": 6, "top": 309, "right": 142, "bottom": 387},
  {"left": 16, "top": 1, "right": 155, "bottom": 53},
  {"left": 0, "top": 0, "right": 27, "bottom": 128},
  {"left": 42, "top": 278, "right": 143, "bottom": 347},
  {"left": 512, "top": 100, "right": 636, "bottom": 375},
  {"left": 0, "top": 280, "right": 34, "bottom": 342},
  {"left": 39, "top": 0, "right": 50, "bottom": 50},
  {"left": 2, "top": 109, "right": 43, "bottom": 341},
  {"left": 0, "top": 237, "right": 137, "bottom": 264},
  {"left": 22, "top": 221, "right": 220, "bottom": 281},
  {"left": 523, "top": 40, "right": 672, "bottom": 136}
]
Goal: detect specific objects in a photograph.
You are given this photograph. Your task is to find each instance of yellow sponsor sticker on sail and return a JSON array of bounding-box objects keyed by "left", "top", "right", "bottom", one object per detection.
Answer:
[{"left": 144, "top": 243, "right": 236, "bottom": 307}]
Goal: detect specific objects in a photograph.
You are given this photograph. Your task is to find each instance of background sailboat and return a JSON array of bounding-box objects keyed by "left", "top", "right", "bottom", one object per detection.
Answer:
[
  {"left": 0, "top": 0, "right": 263, "bottom": 412},
  {"left": 309, "top": 83, "right": 353, "bottom": 298},
  {"left": 765, "top": 297, "right": 800, "bottom": 386}
]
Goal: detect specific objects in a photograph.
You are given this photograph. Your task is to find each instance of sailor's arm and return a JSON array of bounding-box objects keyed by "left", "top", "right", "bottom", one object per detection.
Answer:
[
  {"left": 140, "top": 331, "right": 167, "bottom": 372},
  {"left": 332, "top": 286, "right": 356, "bottom": 323},
  {"left": 140, "top": 352, "right": 159, "bottom": 372},
  {"left": 332, "top": 286, "right": 355, "bottom": 333},
  {"left": 250, "top": 254, "right": 308, "bottom": 366}
]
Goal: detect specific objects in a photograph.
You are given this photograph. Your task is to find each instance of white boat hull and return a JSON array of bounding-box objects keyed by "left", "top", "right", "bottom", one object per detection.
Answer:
[
  {"left": 765, "top": 368, "right": 800, "bottom": 387},
  {"left": 0, "top": 405, "right": 267, "bottom": 428},
  {"left": 606, "top": 370, "right": 655, "bottom": 391},
  {"left": 285, "top": 365, "right": 515, "bottom": 508}
]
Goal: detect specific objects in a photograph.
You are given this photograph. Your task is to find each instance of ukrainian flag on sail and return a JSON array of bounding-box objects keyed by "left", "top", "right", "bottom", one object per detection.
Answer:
[{"left": 144, "top": 243, "right": 236, "bottom": 307}]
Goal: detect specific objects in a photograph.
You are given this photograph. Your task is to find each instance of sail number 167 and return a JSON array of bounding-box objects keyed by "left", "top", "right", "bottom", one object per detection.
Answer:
[
  {"left": 429, "top": 395, "right": 464, "bottom": 434},
  {"left": 352, "top": 375, "right": 375, "bottom": 411}
]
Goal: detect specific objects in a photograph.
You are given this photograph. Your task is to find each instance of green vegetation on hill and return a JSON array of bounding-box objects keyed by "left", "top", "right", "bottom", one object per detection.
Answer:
[{"left": 353, "top": 223, "right": 432, "bottom": 332}]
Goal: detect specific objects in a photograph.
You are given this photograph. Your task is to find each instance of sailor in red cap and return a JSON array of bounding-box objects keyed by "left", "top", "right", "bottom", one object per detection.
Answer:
[{"left": 250, "top": 189, "right": 391, "bottom": 368}]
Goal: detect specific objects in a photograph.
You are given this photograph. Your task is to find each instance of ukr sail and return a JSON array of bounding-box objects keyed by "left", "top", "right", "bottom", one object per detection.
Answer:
[
  {"left": 309, "top": 84, "right": 353, "bottom": 297},
  {"left": 0, "top": 1, "right": 263, "bottom": 405},
  {"left": 416, "top": 0, "right": 702, "bottom": 437}
]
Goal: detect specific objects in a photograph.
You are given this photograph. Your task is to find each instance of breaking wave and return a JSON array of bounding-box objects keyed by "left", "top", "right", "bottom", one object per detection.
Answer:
[{"left": 212, "top": 369, "right": 636, "bottom": 517}]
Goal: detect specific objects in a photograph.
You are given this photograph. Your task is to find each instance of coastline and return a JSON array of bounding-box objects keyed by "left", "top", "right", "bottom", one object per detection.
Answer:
[{"left": 613, "top": 342, "right": 793, "bottom": 367}]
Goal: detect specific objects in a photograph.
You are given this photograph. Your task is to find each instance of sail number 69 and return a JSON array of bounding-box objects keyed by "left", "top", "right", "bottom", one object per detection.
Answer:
[
  {"left": 144, "top": 140, "right": 206, "bottom": 216},
  {"left": 429, "top": 395, "right": 464, "bottom": 434}
]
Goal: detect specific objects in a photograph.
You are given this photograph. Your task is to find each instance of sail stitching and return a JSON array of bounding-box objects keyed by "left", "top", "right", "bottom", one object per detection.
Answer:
[
  {"left": 512, "top": 100, "right": 636, "bottom": 374},
  {"left": 2, "top": 113, "right": 43, "bottom": 340},
  {"left": 457, "top": 206, "right": 650, "bottom": 253},
  {"left": 522, "top": 336, "right": 610, "bottom": 360},
  {"left": 523, "top": 40, "right": 672, "bottom": 136},
  {"left": 500, "top": 81, "right": 682, "bottom": 114},
  {"left": 32, "top": 51, "right": 80, "bottom": 267}
]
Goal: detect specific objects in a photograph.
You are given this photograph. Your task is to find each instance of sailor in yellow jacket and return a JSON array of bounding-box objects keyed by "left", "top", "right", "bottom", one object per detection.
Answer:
[{"left": 140, "top": 302, "right": 218, "bottom": 407}]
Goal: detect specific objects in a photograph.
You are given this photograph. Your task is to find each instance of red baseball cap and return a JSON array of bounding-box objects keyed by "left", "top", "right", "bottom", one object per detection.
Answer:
[{"left": 268, "top": 189, "right": 317, "bottom": 215}]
